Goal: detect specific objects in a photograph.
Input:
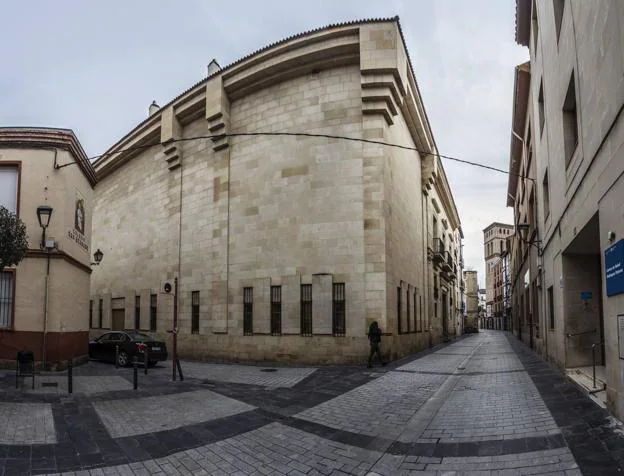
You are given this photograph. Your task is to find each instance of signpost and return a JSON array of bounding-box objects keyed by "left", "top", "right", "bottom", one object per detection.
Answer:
[{"left": 605, "top": 239, "right": 624, "bottom": 296}]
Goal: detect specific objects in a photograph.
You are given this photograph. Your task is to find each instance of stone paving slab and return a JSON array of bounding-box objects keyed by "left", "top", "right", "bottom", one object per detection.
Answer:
[
  {"left": 149, "top": 362, "right": 317, "bottom": 388},
  {"left": 92, "top": 390, "right": 255, "bottom": 438},
  {"left": 0, "top": 402, "right": 56, "bottom": 445},
  {"left": 23, "top": 377, "right": 133, "bottom": 396}
]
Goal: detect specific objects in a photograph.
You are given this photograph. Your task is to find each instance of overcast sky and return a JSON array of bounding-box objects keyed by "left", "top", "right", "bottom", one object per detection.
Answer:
[{"left": 0, "top": 0, "right": 527, "bottom": 286}]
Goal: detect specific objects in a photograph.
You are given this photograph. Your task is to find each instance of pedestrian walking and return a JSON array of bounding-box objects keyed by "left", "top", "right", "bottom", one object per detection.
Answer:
[{"left": 367, "top": 321, "right": 386, "bottom": 368}]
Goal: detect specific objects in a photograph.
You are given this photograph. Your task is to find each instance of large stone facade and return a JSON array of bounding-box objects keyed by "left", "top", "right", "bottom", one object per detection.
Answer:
[
  {"left": 511, "top": 0, "right": 624, "bottom": 417},
  {"left": 0, "top": 128, "right": 96, "bottom": 367},
  {"left": 90, "top": 18, "right": 463, "bottom": 364}
]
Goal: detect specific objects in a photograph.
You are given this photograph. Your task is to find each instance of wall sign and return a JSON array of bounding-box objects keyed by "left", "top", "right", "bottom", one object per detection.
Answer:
[
  {"left": 605, "top": 239, "right": 624, "bottom": 296},
  {"left": 580, "top": 291, "right": 592, "bottom": 301}
]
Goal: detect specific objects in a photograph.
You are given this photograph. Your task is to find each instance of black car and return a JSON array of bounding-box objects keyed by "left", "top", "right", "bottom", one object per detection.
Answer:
[{"left": 89, "top": 331, "right": 168, "bottom": 367}]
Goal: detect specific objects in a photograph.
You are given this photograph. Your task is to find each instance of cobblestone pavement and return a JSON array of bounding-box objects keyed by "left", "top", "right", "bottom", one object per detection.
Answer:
[{"left": 1, "top": 330, "right": 624, "bottom": 475}]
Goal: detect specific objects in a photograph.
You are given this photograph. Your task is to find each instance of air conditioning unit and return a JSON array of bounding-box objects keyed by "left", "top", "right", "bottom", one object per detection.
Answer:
[{"left": 161, "top": 280, "right": 174, "bottom": 294}]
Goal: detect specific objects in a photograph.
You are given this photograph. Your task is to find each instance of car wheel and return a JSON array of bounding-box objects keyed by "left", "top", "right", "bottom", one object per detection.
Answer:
[{"left": 117, "top": 351, "right": 129, "bottom": 367}]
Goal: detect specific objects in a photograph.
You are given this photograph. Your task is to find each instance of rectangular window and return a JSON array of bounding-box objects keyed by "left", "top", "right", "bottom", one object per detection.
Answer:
[
  {"left": 397, "top": 286, "right": 402, "bottom": 334},
  {"left": 332, "top": 283, "right": 346, "bottom": 336},
  {"left": 543, "top": 169, "right": 550, "bottom": 218},
  {"left": 89, "top": 300, "right": 93, "bottom": 328},
  {"left": 0, "top": 271, "right": 14, "bottom": 329},
  {"left": 0, "top": 166, "right": 18, "bottom": 213},
  {"left": 150, "top": 294, "right": 157, "bottom": 331},
  {"left": 134, "top": 296, "right": 140, "bottom": 330},
  {"left": 548, "top": 286, "right": 555, "bottom": 329},
  {"left": 538, "top": 81, "right": 545, "bottom": 135},
  {"left": 191, "top": 291, "right": 200, "bottom": 334},
  {"left": 270, "top": 286, "right": 281, "bottom": 335},
  {"left": 406, "top": 289, "right": 411, "bottom": 333},
  {"left": 300, "top": 284, "right": 312, "bottom": 336},
  {"left": 563, "top": 72, "right": 578, "bottom": 167},
  {"left": 243, "top": 287, "right": 253, "bottom": 335},
  {"left": 98, "top": 298, "right": 103, "bottom": 328},
  {"left": 420, "top": 296, "right": 424, "bottom": 331}
]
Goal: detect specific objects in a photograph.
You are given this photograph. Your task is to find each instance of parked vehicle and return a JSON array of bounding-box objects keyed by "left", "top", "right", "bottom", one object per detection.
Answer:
[{"left": 89, "top": 331, "right": 168, "bottom": 367}]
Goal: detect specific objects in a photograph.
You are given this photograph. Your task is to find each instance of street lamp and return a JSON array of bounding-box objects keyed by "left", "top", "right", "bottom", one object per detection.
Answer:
[
  {"left": 36, "top": 205, "right": 53, "bottom": 249},
  {"left": 516, "top": 223, "right": 543, "bottom": 255},
  {"left": 91, "top": 248, "right": 104, "bottom": 266}
]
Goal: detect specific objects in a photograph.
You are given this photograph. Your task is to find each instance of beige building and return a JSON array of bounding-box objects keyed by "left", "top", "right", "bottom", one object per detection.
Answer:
[
  {"left": 483, "top": 222, "right": 513, "bottom": 328},
  {"left": 0, "top": 127, "right": 97, "bottom": 368},
  {"left": 512, "top": 0, "right": 624, "bottom": 414},
  {"left": 463, "top": 270, "right": 479, "bottom": 331},
  {"left": 90, "top": 18, "right": 464, "bottom": 364}
]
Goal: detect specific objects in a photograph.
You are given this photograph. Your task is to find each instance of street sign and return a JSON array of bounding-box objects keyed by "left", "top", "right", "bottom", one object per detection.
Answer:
[
  {"left": 605, "top": 239, "right": 624, "bottom": 296},
  {"left": 580, "top": 291, "right": 592, "bottom": 301}
]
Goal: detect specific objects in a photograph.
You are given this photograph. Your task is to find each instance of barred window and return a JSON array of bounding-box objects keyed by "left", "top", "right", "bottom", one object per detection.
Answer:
[
  {"left": 406, "top": 289, "right": 411, "bottom": 333},
  {"left": 413, "top": 290, "right": 417, "bottom": 332},
  {"left": 397, "top": 286, "right": 402, "bottom": 334},
  {"left": 0, "top": 271, "right": 14, "bottom": 329},
  {"left": 98, "top": 298, "right": 103, "bottom": 328},
  {"left": 191, "top": 291, "right": 200, "bottom": 334},
  {"left": 243, "top": 287, "right": 253, "bottom": 335},
  {"left": 89, "top": 300, "right": 93, "bottom": 329},
  {"left": 135, "top": 296, "right": 141, "bottom": 330},
  {"left": 332, "top": 283, "right": 345, "bottom": 336},
  {"left": 271, "top": 286, "right": 282, "bottom": 335},
  {"left": 300, "top": 284, "right": 312, "bottom": 336},
  {"left": 150, "top": 294, "right": 157, "bottom": 331}
]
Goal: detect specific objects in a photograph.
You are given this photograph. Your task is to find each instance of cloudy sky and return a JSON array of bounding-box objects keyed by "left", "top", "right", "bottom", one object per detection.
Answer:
[{"left": 1, "top": 0, "right": 527, "bottom": 286}]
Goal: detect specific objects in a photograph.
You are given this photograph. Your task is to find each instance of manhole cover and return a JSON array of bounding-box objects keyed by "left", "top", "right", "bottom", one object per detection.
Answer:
[
  {"left": 260, "top": 368, "right": 277, "bottom": 372},
  {"left": 41, "top": 382, "right": 58, "bottom": 388}
]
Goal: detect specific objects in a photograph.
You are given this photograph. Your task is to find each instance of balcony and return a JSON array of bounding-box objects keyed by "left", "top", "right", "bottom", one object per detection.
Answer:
[
  {"left": 433, "top": 238, "right": 445, "bottom": 265},
  {"left": 442, "top": 251, "right": 453, "bottom": 273}
]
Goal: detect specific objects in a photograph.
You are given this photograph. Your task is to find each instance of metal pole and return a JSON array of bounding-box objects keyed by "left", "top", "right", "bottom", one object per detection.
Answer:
[
  {"left": 42, "top": 249, "right": 51, "bottom": 370},
  {"left": 115, "top": 345, "right": 119, "bottom": 369},
  {"left": 144, "top": 350, "right": 148, "bottom": 375},
  {"left": 133, "top": 356, "right": 138, "bottom": 390},
  {"left": 592, "top": 344, "right": 596, "bottom": 389},
  {"left": 68, "top": 358, "right": 73, "bottom": 394},
  {"left": 176, "top": 359, "right": 184, "bottom": 381},
  {"left": 172, "top": 277, "right": 178, "bottom": 382}
]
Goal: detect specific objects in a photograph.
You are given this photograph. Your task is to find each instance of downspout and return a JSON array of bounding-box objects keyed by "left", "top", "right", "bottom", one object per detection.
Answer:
[{"left": 42, "top": 148, "right": 56, "bottom": 370}]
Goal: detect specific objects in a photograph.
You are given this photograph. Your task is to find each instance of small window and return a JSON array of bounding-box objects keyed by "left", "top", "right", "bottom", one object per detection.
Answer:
[
  {"left": 563, "top": 72, "right": 578, "bottom": 167},
  {"left": 89, "top": 300, "right": 93, "bottom": 329},
  {"left": 397, "top": 286, "right": 402, "bottom": 334},
  {"left": 150, "top": 294, "right": 157, "bottom": 331},
  {"left": 332, "top": 283, "right": 346, "bottom": 336},
  {"left": 543, "top": 169, "right": 550, "bottom": 218},
  {"left": 406, "top": 288, "right": 411, "bottom": 333},
  {"left": 98, "top": 298, "right": 103, "bottom": 328},
  {"left": 300, "top": 284, "right": 312, "bottom": 336},
  {"left": 135, "top": 296, "right": 140, "bottom": 330},
  {"left": 243, "top": 287, "right": 253, "bottom": 335},
  {"left": 548, "top": 286, "right": 555, "bottom": 329},
  {"left": 191, "top": 291, "right": 200, "bottom": 334},
  {"left": 0, "top": 166, "right": 18, "bottom": 213},
  {"left": 271, "top": 286, "right": 282, "bottom": 336},
  {"left": 413, "top": 290, "right": 418, "bottom": 332},
  {"left": 538, "top": 81, "right": 545, "bottom": 135},
  {"left": 0, "top": 271, "right": 15, "bottom": 329},
  {"left": 420, "top": 295, "right": 423, "bottom": 331},
  {"left": 553, "top": 0, "right": 564, "bottom": 43}
]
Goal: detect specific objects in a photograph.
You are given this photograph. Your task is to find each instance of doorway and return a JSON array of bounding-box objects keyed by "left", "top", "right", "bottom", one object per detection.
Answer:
[{"left": 442, "top": 292, "right": 448, "bottom": 336}]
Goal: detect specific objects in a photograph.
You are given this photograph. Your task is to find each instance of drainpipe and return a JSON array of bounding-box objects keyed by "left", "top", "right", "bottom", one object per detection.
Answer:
[{"left": 42, "top": 246, "right": 51, "bottom": 369}]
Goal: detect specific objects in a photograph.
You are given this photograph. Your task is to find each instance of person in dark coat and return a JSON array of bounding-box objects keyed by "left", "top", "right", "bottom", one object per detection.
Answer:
[{"left": 367, "top": 321, "right": 385, "bottom": 368}]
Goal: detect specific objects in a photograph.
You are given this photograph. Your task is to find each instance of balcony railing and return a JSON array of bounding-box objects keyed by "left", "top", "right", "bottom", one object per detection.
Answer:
[{"left": 433, "top": 238, "right": 445, "bottom": 264}]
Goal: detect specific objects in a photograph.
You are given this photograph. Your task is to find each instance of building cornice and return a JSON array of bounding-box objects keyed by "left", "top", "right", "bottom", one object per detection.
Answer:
[
  {"left": 506, "top": 62, "right": 530, "bottom": 207},
  {"left": 0, "top": 127, "right": 96, "bottom": 186}
]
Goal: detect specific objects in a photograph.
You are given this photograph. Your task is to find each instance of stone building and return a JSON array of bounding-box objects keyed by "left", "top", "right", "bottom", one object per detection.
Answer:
[
  {"left": 483, "top": 222, "right": 514, "bottom": 328},
  {"left": 90, "top": 18, "right": 464, "bottom": 364},
  {"left": 512, "top": 0, "right": 624, "bottom": 413},
  {"left": 0, "top": 127, "right": 97, "bottom": 368},
  {"left": 463, "top": 270, "right": 479, "bottom": 331}
]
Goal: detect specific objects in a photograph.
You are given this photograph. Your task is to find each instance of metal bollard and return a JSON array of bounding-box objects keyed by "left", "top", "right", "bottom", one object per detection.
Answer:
[
  {"left": 176, "top": 359, "right": 184, "bottom": 381},
  {"left": 68, "top": 359, "right": 73, "bottom": 394},
  {"left": 133, "top": 356, "right": 138, "bottom": 390},
  {"left": 144, "top": 350, "right": 148, "bottom": 375},
  {"left": 115, "top": 345, "right": 119, "bottom": 369}
]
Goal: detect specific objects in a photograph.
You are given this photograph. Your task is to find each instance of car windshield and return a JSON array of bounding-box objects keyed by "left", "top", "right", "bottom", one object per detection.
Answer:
[{"left": 126, "top": 332, "right": 153, "bottom": 342}]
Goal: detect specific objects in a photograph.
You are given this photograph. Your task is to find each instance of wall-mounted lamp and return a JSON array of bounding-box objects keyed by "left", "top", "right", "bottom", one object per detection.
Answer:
[
  {"left": 516, "top": 222, "right": 543, "bottom": 256},
  {"left": 91, "top": 248, "right": 104, "bottom": 266},
  {"left": 607, "top": 231, "right": 616, "bottom": 243},
  {"left": 36, "top": 205, "right": 53, "bottom": 249}
]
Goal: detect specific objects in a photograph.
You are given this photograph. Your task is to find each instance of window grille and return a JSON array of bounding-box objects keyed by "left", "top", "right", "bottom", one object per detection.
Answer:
[
  {"left": 397, "top": 286, "right": 402, "bottom": 334},
  {"left": 406, "top": 289, "right": 411, "bottom": 333},
  {"left": 300, "top": 284, "right": 312, "bottom": 336},
  {"left": 150, "top": 294, "right": 157, "bottom": 331},
  {"left": 270, "top": 286, "right": 281, "bottom": 335},
  {"left": 98, "top": 298, "right": 103, "bottom": 328},
  {"left": 89, "top": 300, "right": 93, "bottom": 329},
  {"left": 135, "top": 296, "right": 141, "bottom": 330},
  {"left": 0, "top": 271, "right": 14, "bottom": 329},
  {"left": 191, "top": 291, "right": 200, "bottom": 334},
  {"left": 332, "top": 283, "right": 346, "bottom": 336},
  {"left": 243, "top": 287, "right": 253, "bottom": 335}
]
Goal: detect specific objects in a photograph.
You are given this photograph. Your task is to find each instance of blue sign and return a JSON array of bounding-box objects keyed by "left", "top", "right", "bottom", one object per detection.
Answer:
[
  {"left": 580, "top": 292, "right": 593, "bottom": 301},
  {"left": 605, "top": 239, "right": 624, "bottom": 296}
]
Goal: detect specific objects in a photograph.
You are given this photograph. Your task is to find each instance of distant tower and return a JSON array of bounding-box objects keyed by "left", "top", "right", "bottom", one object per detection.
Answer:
[{"left": 483, "top": 222, "right": 514, "bottom": 328}]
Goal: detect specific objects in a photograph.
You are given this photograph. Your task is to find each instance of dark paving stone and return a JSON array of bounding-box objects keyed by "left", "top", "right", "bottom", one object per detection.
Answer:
[
  {"left": 6, "top": 445, "right": 30, "bottom": 459},
  {"left": 3, "top": 459, "right": 30, "bottom": 476}
]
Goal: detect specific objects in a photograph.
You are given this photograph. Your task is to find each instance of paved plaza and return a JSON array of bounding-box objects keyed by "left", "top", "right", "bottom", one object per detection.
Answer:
[{"left": 1, "top": 331, "right": 623, "bottom": 475}]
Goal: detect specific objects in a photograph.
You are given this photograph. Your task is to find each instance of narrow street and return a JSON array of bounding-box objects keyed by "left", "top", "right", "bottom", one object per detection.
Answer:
[{"left": 2, "top": 330, "right": 624, "bottom": 475}]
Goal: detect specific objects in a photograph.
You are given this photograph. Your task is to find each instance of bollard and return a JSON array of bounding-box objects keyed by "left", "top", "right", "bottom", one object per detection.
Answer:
[
  {"left": 115, "top": 345, "right": 119, "bottom": 369},
  {"left": 144, "top": 350, "right": 148, "bottom": 375},
  {"left": 68, "top": 359, "right": 73, "bottom": 394},
  {"left": 176, "top": 359, "right": 184, "bottom": 381},
  {"left": 133, "top": 356, "right": 138, "bottom": 390}
]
